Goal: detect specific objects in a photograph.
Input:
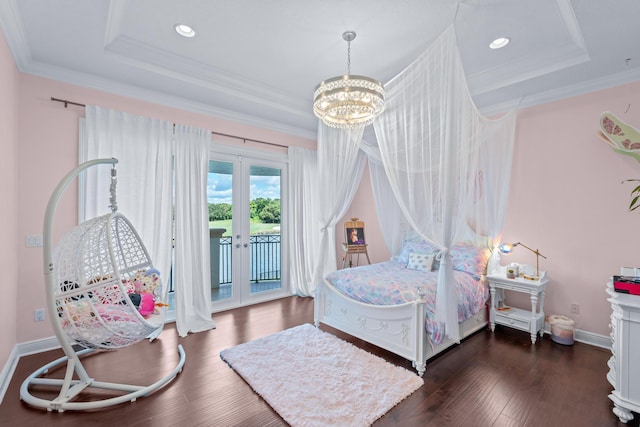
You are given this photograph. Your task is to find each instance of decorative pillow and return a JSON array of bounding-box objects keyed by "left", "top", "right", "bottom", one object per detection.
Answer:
[
  {"left": 406, "top": 252, "right": 435, "bottom": 271},
  {"left": 449, "top": 243, "right": 491, "bottom": 279},
  {"left": 393, "top": 240, "right": 440, "bottom": 264},
  {"left": 394, "top": 239, "right": 489, "bottom": 277}
]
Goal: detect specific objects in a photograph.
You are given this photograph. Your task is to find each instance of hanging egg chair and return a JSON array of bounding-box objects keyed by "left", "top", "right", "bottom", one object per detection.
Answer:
[{"left": 20, "top": 158, "right": 185, "bottom": 412}]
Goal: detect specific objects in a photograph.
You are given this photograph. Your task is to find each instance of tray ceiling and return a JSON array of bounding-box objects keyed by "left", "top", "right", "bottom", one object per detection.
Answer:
[{"left": 1, "top": 0, "right": 639, "bottom": 139}]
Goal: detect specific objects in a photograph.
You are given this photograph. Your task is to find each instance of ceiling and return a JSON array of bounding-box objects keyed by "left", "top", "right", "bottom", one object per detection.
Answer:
[{"left": 1, "top": 0, "right": 639, "bottom": 140}]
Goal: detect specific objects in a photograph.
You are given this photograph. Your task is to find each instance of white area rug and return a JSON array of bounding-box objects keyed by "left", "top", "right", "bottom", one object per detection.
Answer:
[{"left": 219, "top": 323, "right": 423, "bottom": 427}]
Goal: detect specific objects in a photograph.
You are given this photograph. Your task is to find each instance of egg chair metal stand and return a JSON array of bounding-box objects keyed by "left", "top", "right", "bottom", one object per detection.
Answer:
[{"left": 20, "top": 158, "right": 186, "bottom": 412}]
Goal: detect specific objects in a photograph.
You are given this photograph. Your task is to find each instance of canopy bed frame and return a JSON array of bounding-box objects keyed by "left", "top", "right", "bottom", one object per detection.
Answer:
[
  {"left": 308, "top": 26, "right": 514, "bottom": 376},
  {"left": 314, "top": 240, "right": 493, "bottom": 377},
  {"left": 314, "top": 280, "right": 486, "bottom": 377}
]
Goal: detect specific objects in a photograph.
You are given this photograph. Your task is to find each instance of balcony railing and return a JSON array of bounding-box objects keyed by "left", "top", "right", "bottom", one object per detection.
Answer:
[
  {"left": 168, "top": 233, "right": 281, "bottom": 294},
  {"left": 218, "top": 234, "right": 280, "bottom": 284}
]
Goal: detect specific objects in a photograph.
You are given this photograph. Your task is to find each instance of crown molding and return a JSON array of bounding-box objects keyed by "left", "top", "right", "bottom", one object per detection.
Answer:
[
  {"left": 0, "top": 0, "right": 31, "bottom": 70},
  {"left": 22, "top": 60, "right": 317, "bottom": 140},
  {"left": 479, "top": 67, "right": 640, "bottom": 116},
  {"left": 104, "top": 34, "right": 306, "bottom": 113}
]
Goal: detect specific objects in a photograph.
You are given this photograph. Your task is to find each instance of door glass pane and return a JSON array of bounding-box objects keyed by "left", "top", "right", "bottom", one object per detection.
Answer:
[
  {"left": 208, "top": 160, "right": 233, "bottom": 302},
  {"left": 249, "top": 165, "right": 281, "bottom": 295}
]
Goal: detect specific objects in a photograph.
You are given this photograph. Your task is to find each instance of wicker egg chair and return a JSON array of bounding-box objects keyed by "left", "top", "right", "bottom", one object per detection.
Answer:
[{"left": 20, "top": 158, "right": 185, "bottom": 412}]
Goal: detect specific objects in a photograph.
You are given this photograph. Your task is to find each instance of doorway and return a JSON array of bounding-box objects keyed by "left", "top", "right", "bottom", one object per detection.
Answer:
[{"left": 208, "top": 148, "right": 289, "bottom": 310}]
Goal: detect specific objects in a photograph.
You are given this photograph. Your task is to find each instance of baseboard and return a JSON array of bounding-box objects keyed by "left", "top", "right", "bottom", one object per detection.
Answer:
[
  {"left": 0, "top": 346, "right": 19, "bottom": 405},
  {"left": 543, "top": 324, "right": 611, "bottom": 349},
  {"left": 16, "top": 335, "right": 61, "bottom": 357},
  {"left": 0, "top": 336, "right": 60, "bottom": 405},
  {"left": 574, "top": 329, "right": 611, "bottom": 349}
]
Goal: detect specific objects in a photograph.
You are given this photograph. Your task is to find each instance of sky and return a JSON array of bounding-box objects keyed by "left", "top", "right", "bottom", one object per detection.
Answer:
[{"left": 207, "top": 173, "right": 280, "bottom": 204}]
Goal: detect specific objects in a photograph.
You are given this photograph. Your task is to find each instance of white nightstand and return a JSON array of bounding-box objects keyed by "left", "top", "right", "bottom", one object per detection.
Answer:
[{"left": 486, "top": 268, "right": 549, "bottom": 344}]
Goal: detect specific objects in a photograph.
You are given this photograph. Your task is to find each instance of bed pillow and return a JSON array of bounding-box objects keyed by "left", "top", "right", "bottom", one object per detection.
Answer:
[
  {"left": 450, "top": 243, "right": 491, "bottom": 279},
  {"left": 406, "top": 252, "right": 435, "bottom": 271},
  {"left": 393, "top": 240, "right": 440, "bottom": 264},
  {"left": 394, "top": 239, "right": 488, "bottom": 277}
]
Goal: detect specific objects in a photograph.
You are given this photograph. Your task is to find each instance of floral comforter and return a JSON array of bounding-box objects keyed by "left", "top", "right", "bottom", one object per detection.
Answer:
[{"left": 324, "top": 260, "right": 488, "bottom": 345}]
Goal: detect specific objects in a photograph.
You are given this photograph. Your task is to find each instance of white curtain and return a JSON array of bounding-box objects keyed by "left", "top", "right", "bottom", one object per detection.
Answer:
[
  {"left": 173, "top": 124, "right": 217, "bottom": 336},
  {"left": 310, "top": 123, "right": 367, "bottom": 292},
  {"left": 373, "top": 25, "right": 516, "bottom": 341},
  {"left": 83, "top": 106, "right": 174, "bottom": 290},
  {"left": 288, "top": 147, "right": 320, "bottom": 296},
  {"left": 360, "top": 139, "right": 409, "bottom": 257},
  {"left": 83, "top": 107, "right": 216, "bottom": 337}
]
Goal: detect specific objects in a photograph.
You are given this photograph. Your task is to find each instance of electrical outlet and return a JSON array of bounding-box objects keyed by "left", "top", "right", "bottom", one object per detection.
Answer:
[
  {"left": 34, "top": 308, "right": 45, "bottom": 322},
  {"left": 570, "top": 303, "right": 580, "bottom": 314},
  {"left": 25, "top": 234, "right": 43, "bottom": 247}
]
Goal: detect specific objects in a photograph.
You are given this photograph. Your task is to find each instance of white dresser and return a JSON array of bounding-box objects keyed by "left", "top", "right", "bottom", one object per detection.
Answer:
[{"left": 607, "top": 281, "right": 640, "bottom": 423}]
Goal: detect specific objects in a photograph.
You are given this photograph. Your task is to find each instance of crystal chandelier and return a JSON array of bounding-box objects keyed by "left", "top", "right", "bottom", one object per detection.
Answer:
[{"left": 313, "top": 31, "right": 385, "bottom": 129}]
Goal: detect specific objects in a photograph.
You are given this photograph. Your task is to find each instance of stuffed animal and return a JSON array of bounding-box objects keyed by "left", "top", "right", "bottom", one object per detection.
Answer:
[
  {"left": 123, "top": 268, "right": 162, "bottom": 317},
  {"left": 138, "top": 293, "right": 155, "bottom": 317}
]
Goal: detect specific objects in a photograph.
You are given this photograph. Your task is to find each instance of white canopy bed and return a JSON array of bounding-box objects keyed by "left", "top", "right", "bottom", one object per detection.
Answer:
[
  {"left": 306, "top": 25, "right": 516, "bottom": 375},
  {"left": 315, "top": 239, "right": 495, "bottom": 376}
]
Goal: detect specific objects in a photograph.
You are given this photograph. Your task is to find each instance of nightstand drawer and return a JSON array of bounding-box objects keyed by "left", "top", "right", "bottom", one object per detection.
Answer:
[{"left": 495, "top": 312, "right": 530, "bottom": 331}]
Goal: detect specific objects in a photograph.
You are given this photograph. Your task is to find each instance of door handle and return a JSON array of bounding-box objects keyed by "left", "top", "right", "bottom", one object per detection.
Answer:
[
  {"left": 235, "top": 243, "right": 241, "bottom": 248},
  {"left": 243, "top": 243, "right": 249, "bottom": 248}
]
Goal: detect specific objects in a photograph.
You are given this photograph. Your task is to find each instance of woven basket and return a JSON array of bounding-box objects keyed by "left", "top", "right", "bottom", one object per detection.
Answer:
[{"left": 53, "top": 212, "right": 165, "bottom": 349}]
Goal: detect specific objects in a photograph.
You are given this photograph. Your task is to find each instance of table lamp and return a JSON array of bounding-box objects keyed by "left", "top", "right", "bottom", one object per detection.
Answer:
[{"left": 498, "top": 242, "right": 547, "bottom": 280}]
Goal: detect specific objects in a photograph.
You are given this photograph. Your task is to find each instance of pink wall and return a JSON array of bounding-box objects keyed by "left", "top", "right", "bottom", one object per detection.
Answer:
[
  {"left": 15, "top": 74, "right": 315, "bottom": 343},
  {"left": 501, "top": 82, "right": 640, "bottom": 336},
  {"left": 0, "top": 30, "right": 19, "bottom": 374},
  {"left": 336, "top": 163, "right": 390, "bottom": 267},
  {"left": 9, "top": 41, "right": 640, "bottom": 349},
  {"left": 345, "top": 80, "right": 640, "bottom": 337}
]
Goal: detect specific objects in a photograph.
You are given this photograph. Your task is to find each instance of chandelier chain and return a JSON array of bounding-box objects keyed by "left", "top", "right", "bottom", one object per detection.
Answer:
[{"left": 347, "top": 39, "right": 351, "bottom": 75}]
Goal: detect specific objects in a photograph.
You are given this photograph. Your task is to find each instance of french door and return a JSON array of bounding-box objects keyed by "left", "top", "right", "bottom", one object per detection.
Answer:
[{"left": 208, "top": 147, "right": 288, "bottom": 310}]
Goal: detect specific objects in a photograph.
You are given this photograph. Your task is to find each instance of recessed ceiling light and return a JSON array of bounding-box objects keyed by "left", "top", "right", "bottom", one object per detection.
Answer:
[
  {"left": 175, "top": 24, "right": 196, "bottom": 38},
  {"left": 489, "top": 37, "right": 510, "bottom": 49}
]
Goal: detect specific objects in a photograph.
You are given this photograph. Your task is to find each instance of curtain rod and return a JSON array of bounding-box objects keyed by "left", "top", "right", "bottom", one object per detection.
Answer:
[{"left": 50, "top": 97, "right": 288, "bottom": 149}]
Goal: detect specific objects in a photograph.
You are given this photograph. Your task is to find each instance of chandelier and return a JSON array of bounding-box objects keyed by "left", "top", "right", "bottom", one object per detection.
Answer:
[{"left": 313, "top": 31, "right": 385, "bottom": 129}]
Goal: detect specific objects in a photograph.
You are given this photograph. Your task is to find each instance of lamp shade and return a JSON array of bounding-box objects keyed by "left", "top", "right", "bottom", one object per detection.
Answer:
[
  {"left": 497, "top": 241, "right": 547, "bottom": 279},
  {"left": 498, "top": 243, "right": 514, "bottom": 254}
]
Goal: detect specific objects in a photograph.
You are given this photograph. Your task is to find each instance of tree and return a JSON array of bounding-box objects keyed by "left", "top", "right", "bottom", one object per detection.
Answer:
[
  {"left": 250, "top": 198, "right": 270, "bottom": 220},
  {"left": 258, "top": 202, "right": 280, "bottom": 223},
  {"left": 209, "top": 203, "right": 232, "bottom": 221},
  {"left": 210, "top": 198, "right": 280, "bottom": 223}
]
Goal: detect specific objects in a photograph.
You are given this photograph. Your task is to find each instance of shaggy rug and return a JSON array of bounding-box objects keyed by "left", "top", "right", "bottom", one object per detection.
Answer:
[{"left": 219, "top": 323, "right": 423, "bottom": 427}]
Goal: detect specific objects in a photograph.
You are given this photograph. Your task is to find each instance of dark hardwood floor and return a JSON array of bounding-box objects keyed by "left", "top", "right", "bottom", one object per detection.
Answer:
[{"left": 1, "top": 296, "right": 634, "bottom": 426}]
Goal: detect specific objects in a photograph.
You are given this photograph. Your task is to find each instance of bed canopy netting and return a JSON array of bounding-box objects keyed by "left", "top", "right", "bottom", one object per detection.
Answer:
[
  {"left": 302, "top": 24, "right": 516, "bottom": 343},
  {"left": 20, "top": 158, "right": 186, "bottom": 412}
]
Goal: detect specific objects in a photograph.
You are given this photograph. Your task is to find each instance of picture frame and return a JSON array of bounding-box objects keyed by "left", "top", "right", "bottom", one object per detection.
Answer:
[{"left": 345, "top": 220, "right": 366, "bottom": 246}]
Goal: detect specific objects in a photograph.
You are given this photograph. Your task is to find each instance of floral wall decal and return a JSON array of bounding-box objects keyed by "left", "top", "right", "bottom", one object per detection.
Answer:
[
  {"left": 599, "top": 111, "right": 640, "bottom": 163},
  {"left": 599, "top": 111, "right": 640, "bottom": 211}
]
